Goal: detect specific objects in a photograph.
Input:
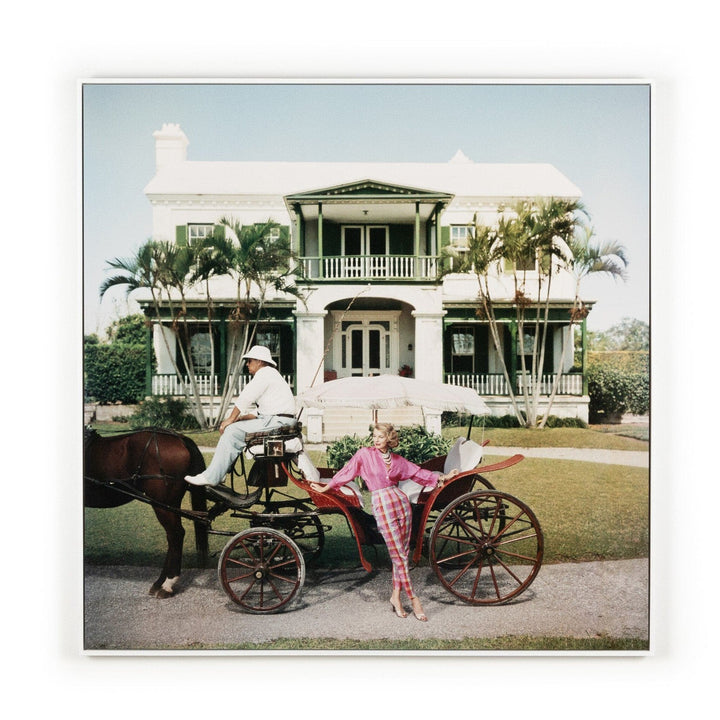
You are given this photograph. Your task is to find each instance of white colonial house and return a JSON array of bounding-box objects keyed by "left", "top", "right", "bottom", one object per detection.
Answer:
[{"left": 138, "top": 123, "right": 592, "bottom": 440}]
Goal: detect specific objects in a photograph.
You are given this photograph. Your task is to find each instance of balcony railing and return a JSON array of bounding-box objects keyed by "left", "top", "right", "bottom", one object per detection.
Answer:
[
  {"left": 445, "top": 372, "right": 584, "bottom": 396},
  {"left": 300, "top": 254, "right": 439, "bottom": 281},
  {"left": 152, "top": 373, "right": 295, "bottom": 397}
]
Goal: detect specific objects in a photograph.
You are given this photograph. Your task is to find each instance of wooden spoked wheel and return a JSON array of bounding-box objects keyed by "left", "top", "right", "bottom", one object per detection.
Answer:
[
  {"left": 218, "top": 528, "right": 305, "bottom": 613},
  {"left": 430, "top": 490, "right": 543, "bottom": 605}
]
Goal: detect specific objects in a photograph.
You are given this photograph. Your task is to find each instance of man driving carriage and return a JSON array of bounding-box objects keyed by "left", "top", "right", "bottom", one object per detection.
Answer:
[{"left": 185, "top": 345, "right": 297, "bottom": 487}]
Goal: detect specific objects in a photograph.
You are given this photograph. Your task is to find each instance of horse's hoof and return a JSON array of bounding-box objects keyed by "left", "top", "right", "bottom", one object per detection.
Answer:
[{"left": 155, "top": 588, "right": 173, "bottom": 599}]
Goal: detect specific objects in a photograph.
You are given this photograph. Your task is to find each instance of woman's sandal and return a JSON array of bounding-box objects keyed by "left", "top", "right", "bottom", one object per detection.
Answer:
[
  {"left": 390, "top": 601, "right": 408, "bottom": 618},
  {"left": 410, "top": 597, "right": 428, "bottom": 622}
]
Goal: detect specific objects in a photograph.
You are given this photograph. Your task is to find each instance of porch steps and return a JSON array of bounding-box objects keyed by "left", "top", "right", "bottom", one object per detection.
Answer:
[{"left": 309, "top": 405, "right": 426, "bottom": 442}]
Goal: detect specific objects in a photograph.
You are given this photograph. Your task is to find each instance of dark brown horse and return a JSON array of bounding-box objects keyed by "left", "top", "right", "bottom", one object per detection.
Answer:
[{"left": 84, "top": 427, "right": 209, "bottom": 598}]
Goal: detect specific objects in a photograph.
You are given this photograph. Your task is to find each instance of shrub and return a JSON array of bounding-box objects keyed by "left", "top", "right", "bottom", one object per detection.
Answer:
[
  {"left": 587, "top": 365, "right": 649, "bottom": 421},
  {"left": 128, "top": 397, "right": 200, "bottom": 431},
  {"left": 588, "top": 351, "right": 648, "bottom": 374},
  {"left": 325, "top": 425, "right": 452, "bottom": 469},
  {"left": 84, "top": 343, "right": 147, "bottom": 404},
  {"left": 544, "top": 415, "right": 588, "bottom": 429}
]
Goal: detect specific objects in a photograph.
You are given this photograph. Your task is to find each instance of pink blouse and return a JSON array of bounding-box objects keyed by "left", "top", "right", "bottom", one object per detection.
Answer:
[{"left": 324, "top": 446, "right": 440, "bottom": 492}]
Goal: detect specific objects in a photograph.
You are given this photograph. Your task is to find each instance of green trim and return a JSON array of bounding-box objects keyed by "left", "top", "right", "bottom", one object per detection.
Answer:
[{"left": 509, "top": 321, "right": 518, "bottom": 389}]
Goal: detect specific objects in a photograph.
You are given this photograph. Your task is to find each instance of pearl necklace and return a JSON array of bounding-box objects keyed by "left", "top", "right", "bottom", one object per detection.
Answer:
[{"left": 380, "top": 449, "right": 392, "bottom": 464}]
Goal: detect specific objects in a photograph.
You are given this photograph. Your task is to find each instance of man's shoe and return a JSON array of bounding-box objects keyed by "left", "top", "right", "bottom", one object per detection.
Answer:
[{"left": 185, "top": 474, "right": 213, "bottom": 487}]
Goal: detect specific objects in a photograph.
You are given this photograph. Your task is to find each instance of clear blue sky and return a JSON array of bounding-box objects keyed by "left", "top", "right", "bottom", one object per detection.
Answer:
[{"left": 83, "top": 81, "right": 649, "bottom": 334}]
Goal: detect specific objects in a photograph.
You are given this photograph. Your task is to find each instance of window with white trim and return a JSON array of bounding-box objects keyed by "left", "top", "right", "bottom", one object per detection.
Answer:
[
  {"left": 188, "top": 224, "right": 215, "bottom": 245},
  {"left": 450, "top": 225, "right": 471, "bottom": 250}
]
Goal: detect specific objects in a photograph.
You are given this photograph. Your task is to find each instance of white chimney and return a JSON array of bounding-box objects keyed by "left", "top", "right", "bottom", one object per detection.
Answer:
[{"left": 153, "top": 123, "right": 189, "bottom": 170}]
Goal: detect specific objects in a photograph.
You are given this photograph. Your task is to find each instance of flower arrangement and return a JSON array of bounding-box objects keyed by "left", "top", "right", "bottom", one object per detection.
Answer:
[{"left": 398, "top": 365, "right": 413, "bottom": 377}]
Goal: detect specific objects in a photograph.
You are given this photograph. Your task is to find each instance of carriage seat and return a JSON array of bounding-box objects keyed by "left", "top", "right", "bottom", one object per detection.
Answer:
[
  {"left": 296, "top": 460, "right": 365, "bottom": 508},
  {"left": 244, "top": 421, "right": 303, "bottom": 458},
  {"left": 398, "top": 437, "right": 485, "bottom": 504}
]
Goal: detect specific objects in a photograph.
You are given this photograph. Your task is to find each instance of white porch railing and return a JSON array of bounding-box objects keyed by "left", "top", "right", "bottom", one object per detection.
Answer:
[
  {"left": 445, "top": 372, "right": 584, "bottom": 396},
  {"left": 152, "top": 373, "right": 295, "bottom": 396},
  {"left": 300, "top": 255, "right": 439, "bottom": 280}
]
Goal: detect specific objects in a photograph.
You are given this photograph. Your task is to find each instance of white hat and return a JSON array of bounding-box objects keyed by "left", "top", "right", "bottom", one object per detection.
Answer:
[{"left": 242, "top": 345, "right": 277, "bottom": 367}]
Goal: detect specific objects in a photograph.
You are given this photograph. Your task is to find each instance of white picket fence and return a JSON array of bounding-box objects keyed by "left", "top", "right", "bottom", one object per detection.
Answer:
[
  {"left": 152, "top": 373, "right": 295, "bottom": 397},
  {"left": 445, "top": 372, "right": 583, "bottom": 396}
]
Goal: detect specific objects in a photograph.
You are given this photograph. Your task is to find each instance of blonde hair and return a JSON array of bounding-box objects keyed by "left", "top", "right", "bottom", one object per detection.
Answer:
[{"left": 373, "top": 423, "right": 399, "bottom": 449}]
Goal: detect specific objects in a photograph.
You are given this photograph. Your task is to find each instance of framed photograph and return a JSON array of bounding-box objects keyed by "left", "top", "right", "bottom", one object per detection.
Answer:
[{"left": 82, "top": 79, "right": 650, "bottom": 657}]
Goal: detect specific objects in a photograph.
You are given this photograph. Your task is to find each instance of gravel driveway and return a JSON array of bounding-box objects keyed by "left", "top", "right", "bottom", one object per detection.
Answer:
[{"left": 84, "top": 558, "right": 648, "bottom": 651}]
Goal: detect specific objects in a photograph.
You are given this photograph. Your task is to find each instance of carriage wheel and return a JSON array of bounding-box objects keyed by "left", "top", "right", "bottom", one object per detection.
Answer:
[
  {"left": 251, "top": 504, "right": 325, "bottom": 562},
  {"left": 218, "top": 528, "right": 305, "bottom": 613},
  {"left": 419, "top": 473, "right": 496, "bottom": 549},
  {"left": 430, "top": 490, "right": 543, "bottom": 605}
]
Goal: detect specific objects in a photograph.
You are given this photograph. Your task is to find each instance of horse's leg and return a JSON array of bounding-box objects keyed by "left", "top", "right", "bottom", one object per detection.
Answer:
[
  {"left": 188, "top": 486, "right": 209, "bottom": 566},
  {"left": 149, "top": 506, "right": 185, "bottom": 599}
]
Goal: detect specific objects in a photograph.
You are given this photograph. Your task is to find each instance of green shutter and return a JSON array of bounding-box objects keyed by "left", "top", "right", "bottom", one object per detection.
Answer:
[
  {"left": 176, "top": 225, "right": 187, "bottom": 246},
  {"left": 440, "top": 226, "right": 450, "bottom": 248},
  {"left": 213, "top": 224, "right": 224, "bottom": 240}
]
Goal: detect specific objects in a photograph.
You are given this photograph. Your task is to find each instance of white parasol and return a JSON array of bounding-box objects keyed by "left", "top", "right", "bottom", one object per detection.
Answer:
[{"left": 300, "top": 374, "right": 490, "bottom": 415}]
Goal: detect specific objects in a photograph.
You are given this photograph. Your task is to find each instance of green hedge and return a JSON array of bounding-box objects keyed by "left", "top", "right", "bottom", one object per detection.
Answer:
[
  {"left": 589, "top": 351, "right": 648, "bottom": 374},
  {"left": 84, "top": 344, "right": 147, "bottom": 404},
  {"left": 587, "top": 364, "right": 649, "bottom": 420}
]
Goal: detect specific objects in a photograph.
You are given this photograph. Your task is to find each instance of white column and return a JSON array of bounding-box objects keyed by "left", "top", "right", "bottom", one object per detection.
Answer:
[
  {"left": 411, "top": 311, "right": 446, "bottom": 383},
  {"left": 153, "top": 324, "right": 177, "bottom": 374},
  {"left": 293, "top": 310, "right": 328, "bottom": 394}
]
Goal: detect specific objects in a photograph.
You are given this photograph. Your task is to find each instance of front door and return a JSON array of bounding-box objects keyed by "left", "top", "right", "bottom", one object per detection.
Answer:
[
  {"left": 345, "top": 323, "right": 389, "bottom": 376},
  {"left": 334, "top": 312, "right": 400, "bottom": 378}
]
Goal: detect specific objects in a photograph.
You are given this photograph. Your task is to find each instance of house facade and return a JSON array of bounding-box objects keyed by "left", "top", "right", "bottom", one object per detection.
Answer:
[{"left": 139, "top": 123, "right": 592, "bottom": 440}]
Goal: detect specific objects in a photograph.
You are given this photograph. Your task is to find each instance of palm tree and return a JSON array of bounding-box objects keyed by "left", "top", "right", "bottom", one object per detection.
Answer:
[
  {"left": 212, "top": 217, "right": 305, "bottom": 423},
  {"left": 101, "top": 239, "right": 210, "bottom": 428},
  {"left": 458, "top": 198, "right": 589, "bottom": 427}
]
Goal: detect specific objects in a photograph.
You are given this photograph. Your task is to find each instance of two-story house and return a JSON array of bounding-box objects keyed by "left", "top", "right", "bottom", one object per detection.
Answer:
[{"left": 139, "top": 123, "right": 591, "bottom": 440}]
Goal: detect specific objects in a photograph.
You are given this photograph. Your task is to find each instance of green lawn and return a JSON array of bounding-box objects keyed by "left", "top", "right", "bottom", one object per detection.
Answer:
[{"left": 84, "top": 423, "right": 649, "bottom": 568}]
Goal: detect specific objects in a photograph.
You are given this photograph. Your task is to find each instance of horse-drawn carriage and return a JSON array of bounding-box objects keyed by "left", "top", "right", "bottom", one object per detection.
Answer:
[{"left": 84, "top": 377, "right": 544, "bottom": 613}]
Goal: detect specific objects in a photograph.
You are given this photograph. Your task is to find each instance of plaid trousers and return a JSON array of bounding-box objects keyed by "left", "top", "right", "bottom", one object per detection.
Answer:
[{"left": 371, "top": 486, "right": 415, "bottom": 597}]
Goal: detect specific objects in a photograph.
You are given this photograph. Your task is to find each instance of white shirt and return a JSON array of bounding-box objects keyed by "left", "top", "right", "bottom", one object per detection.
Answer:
[{"left": 234, "top": 365, "right": 296, "bottom": 417}]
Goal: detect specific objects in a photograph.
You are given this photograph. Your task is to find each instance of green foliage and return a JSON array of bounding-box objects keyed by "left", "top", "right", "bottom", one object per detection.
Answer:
[
  {"left": 543, "top": 415, "right": 588, "bottom": 429},
  {"left": 589, "top": 317, "right": 649, "bottom": 351},
  {"left": 589, "top": 351, "right": 648, "bottom": 374},
  {"left": 325, "top": 425, "right": 452, "bottom": 469},
  {"left": 128, "top": 397, "right": 200, "bottom": 430},
  {"left": 326, "top": 434, "right": 371, "bottom": 469},
  {"left": 443, "top": 413, "right": 586, "bottom": 429},
  {"left": 84, "top": 343, "right": 146, "bottom": 404},
  {"left": 106, "top": 313, "right": 149, "bottom": 346},
  {"left": 587, "top": 365, "right": 649, "bottom": 420},
  {"left": 394, "top": 425, "right": 453, "bottom": 464}
]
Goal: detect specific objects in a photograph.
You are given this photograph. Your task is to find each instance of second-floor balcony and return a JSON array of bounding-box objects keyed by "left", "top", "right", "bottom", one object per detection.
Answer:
[{"left": 300, "top": 254, "right": 440, "bottom": 281}]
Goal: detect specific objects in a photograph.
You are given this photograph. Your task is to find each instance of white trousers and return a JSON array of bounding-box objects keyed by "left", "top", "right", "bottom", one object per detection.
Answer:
[{"left": 200, "top": 415, "right": 296, "bottom": 485}]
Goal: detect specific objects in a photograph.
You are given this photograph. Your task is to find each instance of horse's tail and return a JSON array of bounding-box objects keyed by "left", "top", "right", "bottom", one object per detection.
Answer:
[{"left": 179, "top": 434, "right": 210, "bottom": 567}]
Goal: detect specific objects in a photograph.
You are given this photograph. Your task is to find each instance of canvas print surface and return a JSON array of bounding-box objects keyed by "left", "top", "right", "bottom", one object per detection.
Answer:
[{"left": 82, "top": 81, "right": 650, "bottom": 654}]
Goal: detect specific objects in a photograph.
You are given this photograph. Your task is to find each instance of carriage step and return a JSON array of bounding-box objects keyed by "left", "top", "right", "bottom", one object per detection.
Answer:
[{"left": 205, "top": 484, "right": 262, "bottom": 509}]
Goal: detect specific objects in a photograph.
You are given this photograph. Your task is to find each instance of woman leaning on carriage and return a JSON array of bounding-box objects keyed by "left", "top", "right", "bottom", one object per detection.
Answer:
[{"left": 311, "top": 423, "right": 459, "bottom": 622}]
